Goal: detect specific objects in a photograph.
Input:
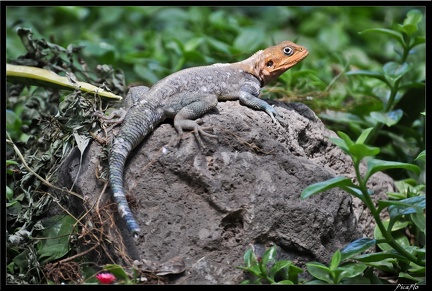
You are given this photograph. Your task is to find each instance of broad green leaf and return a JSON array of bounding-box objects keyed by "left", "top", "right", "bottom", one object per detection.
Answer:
[
  {"left": 238, "top": 264, "right": 261, "bottom": 277},
  {"left": 306, "top": 262, "right": 333, "bottom": 284},
  {"left": 387, "top": 196, "right": 425, "bottom": 221},
  {"left": 242, "top": 248, "right": 256, "bottom": 268},
  {"left": 233, "top": 27, "right": 265, "bottom": 52},
  {"left": 301, "top": 177, "right": 355, "bottom": 199},
  {"left": 329, "top": 137, "right": 349, "bottom": 154},
  {"left": 349, "top": 143, "right": 380, "bottom": 160},
  {"left": 365, "top": 159, "right": 420, "bottom": 181},
  {"left": 359, "top": 28, "right": 404, "bottom": 48},
  {"left": 337, "top": 131, "right": 354, "bottom": 148},
  {"left": 404, "top": 9, "right": 423, "bottom": 26},
  {"left": 370, "top": 110, "right": 403, "bottom": 127},
  {"left": 362, "top": 258, "right": 398, "bottom": 273},
  {"left": 414, "top": 150, "right": 425, "bottom": 161},
  {"left": 103, "top": 264, "right": 129, "bottom": 280},
  {"left": 338, "top": 262, "right": 367, "bottom": 278},
  {"left": 374, "top": 219, "right": 410, "bottom": 251},
  {"left": 287, "top": 264, "right": 303, "bottom": 283},
  {"left": 355, "top": 127, "right": 374, "bottom": 144},
  {"left": 330, "top": 250, "right": 341, "bottom": 270},
  {"left": 383, "top": 62, "right": 411, "bottom": 80},
  {"left": 184, "top": 37, "right": 205, "bottom": 52},
  {"left": 340, "top": 238, "right": 376, "bottom": 261},
  {"left": 397, "top": 24, "right": 418, "bottom": 35},
  {"left": 268, "top": 259, "right": 302, "bottom": 282},
  {"left": 410, "top": 212, "right": 426, "bottom": 233},
  {"left": 37, "top": 215, "right": 76, "bottom": 264},
  {"left": 268, "top": 260, "right": 292, "bottom": 280},
  {"left": 261, "top": 245, "right": 277, "bottom": 265},
  {"left": 398, "top": 9, "right": 423, "bottom": 35},
  {"left": 340, "top": 186, "right": 365, "bottom": 200}
]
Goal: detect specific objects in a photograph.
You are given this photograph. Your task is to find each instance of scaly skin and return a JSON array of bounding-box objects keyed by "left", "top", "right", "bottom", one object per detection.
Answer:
[{"left": 107, "top": 41, "right": 309, "bottom": 235}]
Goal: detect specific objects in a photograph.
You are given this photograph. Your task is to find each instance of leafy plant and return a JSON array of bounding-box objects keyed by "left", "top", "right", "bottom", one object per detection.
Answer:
[
  {"left": 238, "top": 245, "right": 303, "bottom": 284},
  {"left": 321, "top": 9, "right": 425, "bottom": 178},
  {"left": 305, "top": 250, "right": 368, "bottom": 284},
  {"left": 301, "top": 127, "right": 425, "bottom": 283}
]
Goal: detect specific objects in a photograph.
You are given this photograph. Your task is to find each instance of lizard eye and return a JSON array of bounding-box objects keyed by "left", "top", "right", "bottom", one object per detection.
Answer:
[
  {"left": 283, "top": 46, "right": 294, "bottom": 56},
  {"left": 266, "top": 60, "right": 274, "bottom": 67}
]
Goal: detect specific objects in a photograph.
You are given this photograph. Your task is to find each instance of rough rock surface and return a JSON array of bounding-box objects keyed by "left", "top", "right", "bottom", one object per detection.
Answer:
[{"left": 55, "top": 99, "right": 394, "bottom": 284}]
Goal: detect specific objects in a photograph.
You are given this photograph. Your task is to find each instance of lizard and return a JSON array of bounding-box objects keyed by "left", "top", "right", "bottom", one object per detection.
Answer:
[{"left": 99, "top": 41, "right": 309, "bottom": 236}]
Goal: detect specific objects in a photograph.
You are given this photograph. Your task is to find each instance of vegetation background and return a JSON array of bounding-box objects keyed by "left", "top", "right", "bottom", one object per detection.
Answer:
[{"left": 5, "top": 5, "right": 426, "bottom": 285}]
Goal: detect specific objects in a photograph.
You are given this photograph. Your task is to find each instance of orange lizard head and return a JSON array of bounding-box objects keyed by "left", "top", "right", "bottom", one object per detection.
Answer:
[{"left": 244, "top": 41, "right": 309, "bottom": 86}]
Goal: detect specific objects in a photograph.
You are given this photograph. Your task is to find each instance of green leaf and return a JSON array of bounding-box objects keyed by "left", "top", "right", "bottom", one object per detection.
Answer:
[
  {"left": 365, "top": 159, "right": 420, "bottom": 182},
  {"left": 359, "top": 28, "right": 405, "bottom": 48},
  {"left": 301, "top": 176, "right": 355, "bottom": 199},
  {"left": 354, "top": 252, "right": 409, "bottom": 263},
  {"left": 340, "top": 186, "right": 365, "bottom": 200},
  {"left": 355, "top": 127, "right": 374, "bottom": 144},
  {"left": 398, "top": 272, "right": 424, "bottom": 283},
  {"left": 414, "top": 150, "right": 425, "bottom": 161},
  {"left": 370, "top": 110, "right": 403, "bottom": 127},
  {"left": 387, "top": 196, "right": 425, "bottom": 221},
  {"left": 233, "top": 27, "right": 265, "bottom": 52},
  {"left": 349, "top": 143, "right": 380, "bottom": 160},
  {"left": 362, "top": 258, "right": 399, "bottom": 273},
  {"left": 411, "top": 36, "right": 426, "bottom": 48},
  {"left": 410, "top": 212, "right": 426, "bottom": 233},
  {"left": 242, "top": 248, "right": 256, "bottom": 268},
  {"left": 383, "top": 62, "right": 411, "bottom": 80},
  {"left": 338, "top": 262, "right": 368, "bottom": 278},
  {"left": 398, "top": 9, "right": 423, "bottom": 35},
  {"left": 103, "top": 264, "right": 129, "bottom": 280},
  {"left": 37, "top": 215, "right": 76, "bottom": 264},
  {"left": 306, "top": 262, "right": 333, "bottom": 284},
  {"left": 374, "top": 219, "right": 410, "bottom": 251},
  {"left": 330, "top": 250, "right": 341, "bottom": 270},
  {"left": 6, "top": 186, "right": 14, "bottom": 201},
  {"left": 329, "top": 137, "right": 350, "bottom": 154},
  {"left": 267, "top": 259, "right": 302, "bottom": 283},
  {"left": 273, "top": 280, "right": 294, "bottom": 285},
  {"left": 337, "top": 131, "right": 354, "bottom": 148},
  {"left": 261, "top": 245, "right": 277, "bottom": 265},
  {"left": 340, "top": 238, "right": 376, "bottom": 261}
]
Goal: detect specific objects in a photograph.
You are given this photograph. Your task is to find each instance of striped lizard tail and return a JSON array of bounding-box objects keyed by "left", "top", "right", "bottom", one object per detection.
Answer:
[{"left": 109, "top": 102, "right": 163, "bottom": 235}]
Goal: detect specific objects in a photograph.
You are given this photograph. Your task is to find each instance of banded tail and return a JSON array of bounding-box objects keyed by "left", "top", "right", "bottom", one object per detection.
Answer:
[{"left": 109, "top": 102, "right": 163, "bottom": 235}]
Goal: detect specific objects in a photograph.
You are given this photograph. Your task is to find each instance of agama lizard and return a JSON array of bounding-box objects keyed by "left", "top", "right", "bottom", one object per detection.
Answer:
[{"left": 100, "top": 41, "right": 309, "bottom": 236}]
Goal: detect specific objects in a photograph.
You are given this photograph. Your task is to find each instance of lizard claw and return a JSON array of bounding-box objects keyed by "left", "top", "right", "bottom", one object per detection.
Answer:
[{"left": 265, "top": 105, "right": 281, "bottom": 124}]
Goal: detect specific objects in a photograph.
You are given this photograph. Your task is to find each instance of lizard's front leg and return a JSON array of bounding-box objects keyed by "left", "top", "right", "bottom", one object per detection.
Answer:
[
  {"left": 236, "top": 83, "right": 281, "bottom": 124},
  {"left": 171, "top": 95, "right": 218, "bottom": 148}
]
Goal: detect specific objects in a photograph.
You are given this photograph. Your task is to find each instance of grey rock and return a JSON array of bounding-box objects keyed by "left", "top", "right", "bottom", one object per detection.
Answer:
[{"left": 55, "top": 100, "right": 394, "bottom": 284}]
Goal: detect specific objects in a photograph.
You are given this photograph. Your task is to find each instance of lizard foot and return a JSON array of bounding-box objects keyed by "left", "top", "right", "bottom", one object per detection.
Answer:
[{"left": 174, "top": 119, "right": 216, "bottom": 148}]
